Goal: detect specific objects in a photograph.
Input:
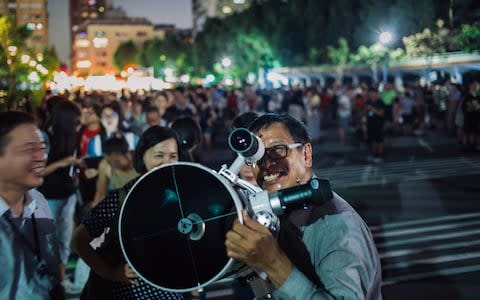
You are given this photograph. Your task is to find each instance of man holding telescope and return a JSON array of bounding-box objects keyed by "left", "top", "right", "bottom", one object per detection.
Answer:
[{"left": 225, "top": 113, "right": 382, "bottom": 299}]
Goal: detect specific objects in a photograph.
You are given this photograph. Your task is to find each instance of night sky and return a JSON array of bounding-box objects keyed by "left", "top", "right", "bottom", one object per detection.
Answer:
[{"left": 48, "top": 0, "right": 192, "bottom": 67}]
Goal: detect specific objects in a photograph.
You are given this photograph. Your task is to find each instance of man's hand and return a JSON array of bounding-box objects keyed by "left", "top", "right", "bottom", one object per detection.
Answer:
[{"left": 225, "top": 210, "right": 293, "bottom": 287}]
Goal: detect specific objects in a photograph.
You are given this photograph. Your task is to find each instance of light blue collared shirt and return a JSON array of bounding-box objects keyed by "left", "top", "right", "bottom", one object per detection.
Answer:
[
  {"left": 272, "top": 193, "right": 382, "bottom": 300},
  {"left": 0, "top": 189, "right": 60, "bottom": 300}
]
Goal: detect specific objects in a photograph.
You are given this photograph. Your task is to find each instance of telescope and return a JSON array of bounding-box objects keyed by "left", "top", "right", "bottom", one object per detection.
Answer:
[{"left": 118, "top": 128, "right": 332, "bottom": 293}]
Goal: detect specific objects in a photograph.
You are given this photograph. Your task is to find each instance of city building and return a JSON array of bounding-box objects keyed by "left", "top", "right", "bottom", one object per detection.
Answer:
[
  {"left": 154, "top": 24, "right": 176, "bottom": 40},
  {"left": 70, "top": 0, "right": 112, "bottom": 34},
  {"left": 192, "top": 0, "right": 252, "bottom": 36},
  {"left": 72, "top": 17, "right": 154, "bottom": 76},
  {"left": 0, "top": 0, "right": 48, "bottom": 50}
]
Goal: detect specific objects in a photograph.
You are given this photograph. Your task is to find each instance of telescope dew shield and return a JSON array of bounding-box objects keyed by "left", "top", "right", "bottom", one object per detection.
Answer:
[{"left": 269, "top": 178, "right": 333, "bottom": 215}]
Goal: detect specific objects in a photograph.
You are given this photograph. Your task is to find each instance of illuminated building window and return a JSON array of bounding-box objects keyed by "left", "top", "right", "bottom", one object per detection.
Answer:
[
  {"left": 37, "top": 23, "right": 43, "bottom": 30},
  {"left": 75, "top": 39, "right": 91, "bottom": 47},
  {"left": 76, "top": 60, "right": 92, "bottom": 68},
  {"left": 93, "top": 37, "right": 108, "bottom": 48},
  {"left": 27, "top": 23, "right": 35, "bottom": 30},
  {"left": 222, "top": 6, "right": 232, "bottom": 14}
]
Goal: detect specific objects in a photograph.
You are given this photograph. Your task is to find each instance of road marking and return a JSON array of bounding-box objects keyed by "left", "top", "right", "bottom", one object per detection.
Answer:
[
  {"left": 370, "top": 212, "right": 480, "bottom": 232},
  {"left": 373, "top": 219, "right": 480, "bottom": 239},
  {"left": 376, "top": 228, "right": 480, "bottom": 249}
]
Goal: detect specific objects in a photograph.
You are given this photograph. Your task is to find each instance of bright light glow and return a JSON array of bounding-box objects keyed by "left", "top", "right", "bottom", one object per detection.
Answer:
[
  {"left": 127, "top": 67, "right": 134, "bottom": 74},
  {"left": 246, "top": 72, "right": 256, "bottom": 84},
  {"left": 36, "top": 54, "right": 43, "bottom": 62},
  {"left": 75, "top": 39, "right": 90, "bottom": 47},
  {"left": 53, "top": 71, "right": 68, "bottom": 83},
  {"left": 35, "top": 64, "right": 48, "bottom": 75},
  {"left": 127, "top": 75, "right": 151, "bottom": 91},
  {"left": 221, "top": 57, "right": 232, "bottom": 68},
  {"left": 180, "top": 74, "right": 190, "bottom": 83},
  {"left": 84, "top": 75, "right": 123, "bottom": 91},
  {"left": 205, "top": 74, "right": 215, "bottom": 83},
  {"left": 7, "top": 46, "right": 17, "bottom": 53},
  {"left": 29, "top": 60, "right": 37, "bottom": 67},
  {"left": 120, "top": 71, "right": 128, "bottom": 78},
  {"left": 233, "top": 0, "right": 245, "bottom": 3},
  {"left": 36, "top": 23, "right": 43, "bottom": 30},
  {"left": 165, "top": 75, "right": 177, "bottom": 83},
  {"left": 28, "top": 71, "right": 40, "bottom": 83},
  {"left": 151, "top": 78, "right": 171, "bottom": 90},
  {"left": 379, "top": 31, "right": 393, "bottom": 45},
  {"left": 27, "top": 23, "right": 35, "bottom": 30},
  {"left": 21, "top": 55, "right": 30, "bottom": 64},
  {"left": 76, "top": 60, "right": 92, "bottom": 68},
  {"left": 222, "top": 5, "right": 233, "bottom": 14},
  {"left": 93, "top": 37, "right": 108, "bottom": 48},
  {"left": 224, "top": 78, "right": 234, "bottom": 86},
  {"left": 164, "top": 67, "right": 174, "bottom": 76},
  {"left": 266, "top": 72, "right": 289, "bottom": 86}
]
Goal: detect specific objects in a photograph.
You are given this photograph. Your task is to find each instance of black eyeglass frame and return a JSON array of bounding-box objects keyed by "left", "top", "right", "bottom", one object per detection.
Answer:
[{"left": 255, "top": 142, "right": 303, "bottom": 165}]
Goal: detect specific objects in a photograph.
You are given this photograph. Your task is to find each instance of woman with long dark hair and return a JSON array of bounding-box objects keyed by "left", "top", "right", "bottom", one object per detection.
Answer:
[{"left": 37, "top": 97, "right": 83, "bottom": 282}]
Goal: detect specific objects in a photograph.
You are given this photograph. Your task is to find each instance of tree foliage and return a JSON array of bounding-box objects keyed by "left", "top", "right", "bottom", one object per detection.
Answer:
[
  {"left": 0, "top": 15, "right": 58, "bottom": 110},
  {"left": 454, "top": 22, "right": 480, "bottom": 52},
  {"left": 402, "top": 19, "right": 457, "bottom": 57},
  {"left": 113, "top": 40, "right": 139, "bottom": 71}
]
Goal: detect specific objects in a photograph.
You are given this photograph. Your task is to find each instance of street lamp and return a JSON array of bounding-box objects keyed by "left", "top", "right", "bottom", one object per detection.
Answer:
[
  {"left": 378, "top": 31, "right": 393, "bottom": 83},
  {"left": 379, "top": 31, "right": 393, "bottom": 45}
]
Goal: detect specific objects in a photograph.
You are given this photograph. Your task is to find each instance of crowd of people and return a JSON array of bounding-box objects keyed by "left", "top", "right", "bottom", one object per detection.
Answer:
[{"left": 1, "top": 76, "right": 479, "bottom": 299}]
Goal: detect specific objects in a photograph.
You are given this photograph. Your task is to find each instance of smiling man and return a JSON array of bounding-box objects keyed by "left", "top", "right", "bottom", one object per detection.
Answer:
[
  {"left": 0, "top": 111, "right": 62, "bottom": 299},
  {"left": 225, "top": 113, "right": 382, "bottom": 300}
]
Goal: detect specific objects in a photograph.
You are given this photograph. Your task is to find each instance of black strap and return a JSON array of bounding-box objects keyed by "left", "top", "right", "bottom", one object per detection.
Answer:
[
  {"left": 277, "top": 217, "right": 325, "bottom": 289},
  {"left": 5, "top": 212, "right": 42, "bottom": 261}
]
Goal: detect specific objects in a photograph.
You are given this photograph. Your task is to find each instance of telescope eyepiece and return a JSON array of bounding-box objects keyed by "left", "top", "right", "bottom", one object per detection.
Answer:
[{"left": 228, "top": 128, "right": 265, "bottom": 163}]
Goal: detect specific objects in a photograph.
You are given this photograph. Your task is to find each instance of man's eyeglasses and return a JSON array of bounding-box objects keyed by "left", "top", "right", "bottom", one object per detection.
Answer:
[{"left": 257, "top": 143, "right": 303, "bottom": 165}]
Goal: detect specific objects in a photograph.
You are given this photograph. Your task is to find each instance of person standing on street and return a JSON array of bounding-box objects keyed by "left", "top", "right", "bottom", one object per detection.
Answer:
[{"left": 0, "top": 111, "right": 63, "bottom": 299}]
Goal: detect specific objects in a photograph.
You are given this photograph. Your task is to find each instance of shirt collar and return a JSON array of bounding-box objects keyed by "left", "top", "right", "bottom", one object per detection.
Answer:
[{"left": 0, "top": 190, "right": 37, "bottom": 218}]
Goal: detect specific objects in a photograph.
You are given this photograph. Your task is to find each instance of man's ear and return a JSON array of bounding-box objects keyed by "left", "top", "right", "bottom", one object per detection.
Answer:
[{"left": 303, "top": 143, "right": 313, "bottom": 168}]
